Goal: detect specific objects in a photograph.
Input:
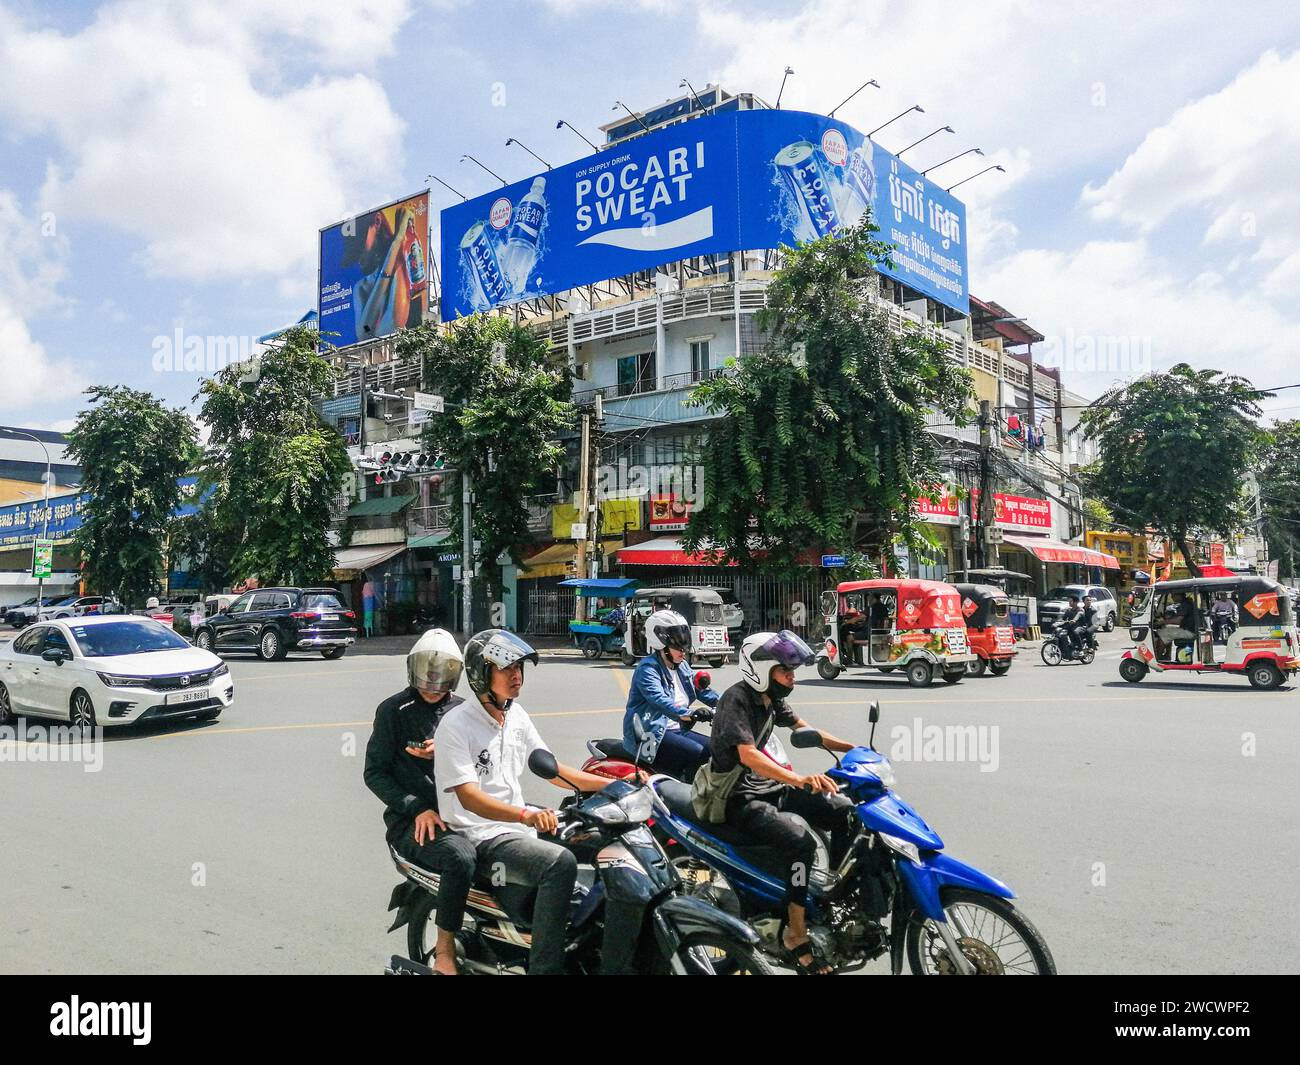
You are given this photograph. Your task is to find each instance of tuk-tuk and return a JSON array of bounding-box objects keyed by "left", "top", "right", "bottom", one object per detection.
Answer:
[
  {"left": 559, "top": 578, "right": 639, "bottom": 659},
  {"left": 1119, "top": 575, "right": 1300, "bottom": 690},
  {"left": 621, "top": 586, "right": 732, "bottom": 667},
  {"left": 816, "top": 578, "right": 975, "bottom": 687},
  {"left": 952, "top": 583, "right": 1016, "bottom": 677}
]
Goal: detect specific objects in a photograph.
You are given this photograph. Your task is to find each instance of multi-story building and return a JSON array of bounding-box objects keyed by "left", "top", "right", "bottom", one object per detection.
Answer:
[{"left": 0, "top": 426, "right": 83, "bottom": 608}]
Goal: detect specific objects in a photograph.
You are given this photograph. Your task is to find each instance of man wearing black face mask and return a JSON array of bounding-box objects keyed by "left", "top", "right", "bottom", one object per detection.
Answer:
[{"left": 706, "top": 630, "right": 857, "bottom": 974}]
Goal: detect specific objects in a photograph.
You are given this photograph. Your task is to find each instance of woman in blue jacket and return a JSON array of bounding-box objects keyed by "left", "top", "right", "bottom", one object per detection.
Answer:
[{"left": 622, "top": 609, "right": 720, "bottom": 779}]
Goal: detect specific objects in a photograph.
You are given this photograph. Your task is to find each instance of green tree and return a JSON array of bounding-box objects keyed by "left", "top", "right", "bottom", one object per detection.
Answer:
[
  {"left": 64, "top": 385, "right": 199, "bottom": 605},
  {"left": 397, "top": 315, "right": 572, "bottom": 577},
  {"left": 196, "top": 326, "right": 351, "bottom": 585},
  {"left": 1258, "top": 419, "right": 1300, "bottom": 579},
  {"left": 1080, "top": 363, "right": 1269, "bottom": 577},
  {"left": 1083, "top": 497, "right": 1114, "bottom": 531},
  {"left": 683, "top": 219, "right": 974, "bottom": 575},
  {"left": 166, "top": 510, "right": 237, "bottom": 594}
]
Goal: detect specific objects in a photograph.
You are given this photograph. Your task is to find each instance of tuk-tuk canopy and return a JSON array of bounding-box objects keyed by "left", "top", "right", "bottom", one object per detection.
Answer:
[
  {"left": 1154, "top": 575, "right": 1292, "bottom": 626},
  {"left": 558, "top": 578, "right": 640, "bottom": 599},
  {"left": 834, "top": 578, "right": 965, "bottom": 630},
  {"left": 952, "top": 582, "right": 1010, "bottom": 628},
  {"left": 632, "top": 586, "right": 726, "bottom": 625}
]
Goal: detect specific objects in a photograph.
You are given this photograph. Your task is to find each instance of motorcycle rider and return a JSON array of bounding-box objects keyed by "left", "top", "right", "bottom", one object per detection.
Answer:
[
  {"left": 622, "top": 609, "right": 720, "bottom": 778},
  {"left": 364, "top": 628, "right": 476, "bottom": 975},
  {"left": 1057, "top": 595, "right": 1084, "bottom": 657},
  {"left": 1073, "top": 594, "right": 1101, "bottom": 653},
  {"left": 1210, "top": 592, "right": 1238, "bottom": 643},
  {"left": 705, "top": 630, "right": 858, "bottom": 974},
  {"left": 433, "top": 629, "right": 615, "bottom": 975}
]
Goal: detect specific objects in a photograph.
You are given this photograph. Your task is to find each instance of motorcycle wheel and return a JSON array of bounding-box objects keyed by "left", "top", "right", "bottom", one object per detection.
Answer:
[
  {"left": 817, "top": 658, "right": 840, "bottom": 680},
  {"left": 674, "top": 933, "right": 775, "bottom": 976},
  {"left": 1079, "top": 647, "right": 1096, "bottom": 665},
  {"left": 905, "top": 887, "right": 1056, "bottom": 975},
  {"left": 966, "top": 657, "right": 987, "bottom": 677},
  {"left": 1040, "top": 642, "right": 1062, "bottom": 666}
]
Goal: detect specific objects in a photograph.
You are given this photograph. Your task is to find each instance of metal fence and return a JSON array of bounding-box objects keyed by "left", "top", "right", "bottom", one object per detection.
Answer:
[{"left": 522, "top": 584, "right": 572, "bottom": 637}]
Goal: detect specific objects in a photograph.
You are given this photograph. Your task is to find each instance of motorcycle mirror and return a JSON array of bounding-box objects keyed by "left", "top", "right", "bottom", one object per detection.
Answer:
[
  {"left": 789, "top": 727, "right": 824, "bottom": 750},
  {"left": 868, "top": 701, "right": 880, "bottom": 724},
  {"left": 528, "top": 749, "right": 559, "bottom": 781}
]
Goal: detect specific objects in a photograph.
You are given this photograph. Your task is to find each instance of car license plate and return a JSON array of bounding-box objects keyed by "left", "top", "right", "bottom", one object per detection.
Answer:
[
  {"left": 165, "top": 688, "right": 209, "bottom": 705},
  {"left": 322, "top": 614, "right": 338, "bottom": 622}
]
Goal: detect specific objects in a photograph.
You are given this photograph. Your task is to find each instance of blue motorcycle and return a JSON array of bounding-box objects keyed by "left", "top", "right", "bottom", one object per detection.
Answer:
[{"left": 649, "top": 702, "right": 1056, "bottom": 975}]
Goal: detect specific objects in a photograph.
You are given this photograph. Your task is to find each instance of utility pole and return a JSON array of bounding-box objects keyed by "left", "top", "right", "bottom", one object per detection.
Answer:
[
  {"left": 977, "top": 399, "right": 999, "bottom": 569},
  {"left": 461, "top": 468, "right": 473, "bottom": 637},
  {"left": 575, "top": 413, "right": 591, "bottom": 622}
]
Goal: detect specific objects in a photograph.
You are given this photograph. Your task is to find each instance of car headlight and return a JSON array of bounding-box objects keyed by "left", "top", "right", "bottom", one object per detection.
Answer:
[
  {"left": 96, "top": 673, "right": 151, "bottom": 687},
  {"left": 877, "top": 832, "right": 921, "bottom": 864},
  {"left": 212, "top": 662, "right": 229, "bottom": 678}
]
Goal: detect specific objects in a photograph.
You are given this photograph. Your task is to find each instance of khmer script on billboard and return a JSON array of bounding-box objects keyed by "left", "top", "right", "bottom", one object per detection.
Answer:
[
  {"left": 319, "top": 191, "right": 431, "bottom": 348},
  {"left": 439, "top": 109, "right": 967, "bottom": 320}
]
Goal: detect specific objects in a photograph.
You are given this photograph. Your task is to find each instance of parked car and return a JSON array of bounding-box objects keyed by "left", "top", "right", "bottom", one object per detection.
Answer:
[
  {"left": 11, "top": 595, "right": 77, "bottom": 627},
  {"left": 709, "top": 586, "right": 746, "bottom": 636},
  {"left": 39, "top": 595, "right": 123, "bottom": 621},
  {"left": 4, "top": 596, "right": 50, "bottom": 627},
  {"left": 0, "top": 615, "right": 233, "bottom": 728},
  {"left": 1037, "top": 584, "right": 1118, "bottom": 632},
  {"left": 191, "top": 587, "right": 357, "bottom": 661}
]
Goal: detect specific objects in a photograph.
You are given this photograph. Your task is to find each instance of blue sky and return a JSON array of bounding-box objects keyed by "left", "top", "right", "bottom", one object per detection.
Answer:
[{"left": 3, "top": 0, "right": 1300, "bottom": 431}]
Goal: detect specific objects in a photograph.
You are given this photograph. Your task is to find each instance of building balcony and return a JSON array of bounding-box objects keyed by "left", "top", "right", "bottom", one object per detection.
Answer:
[
  {"left": 407, "top": 504, "right": 453, "bottom": 537},
  {"left": 572, "top": 367, "right": 728, "bottom": 428}
]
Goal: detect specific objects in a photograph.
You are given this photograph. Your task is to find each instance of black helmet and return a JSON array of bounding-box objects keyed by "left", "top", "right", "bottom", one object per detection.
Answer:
[{"left": 464, "top": 629, "right": 539, "bottom": 695}]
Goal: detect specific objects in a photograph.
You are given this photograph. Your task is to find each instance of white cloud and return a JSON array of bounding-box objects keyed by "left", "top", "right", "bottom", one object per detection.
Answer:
[
  {"left": 0, "top": 1, "right": 412, "bottom": 284},
  {"left": 0, "top": 189, "right": 84, "bottom": 413},
  {"left": 1081, "top": 49, "right": 1300, "bottom": 297}
]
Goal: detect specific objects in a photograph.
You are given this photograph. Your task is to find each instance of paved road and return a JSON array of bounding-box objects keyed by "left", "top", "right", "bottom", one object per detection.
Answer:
[{"left": 1, "top": 631, "right": 1296, "bottom": 974}]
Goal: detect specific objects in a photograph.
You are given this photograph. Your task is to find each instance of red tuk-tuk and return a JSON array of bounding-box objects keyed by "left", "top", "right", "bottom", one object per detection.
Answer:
[
  {"left": 815, "top": 578, "right": 975, "bottom": 687},
  {"left": 952, "top": 583, "right": 1016, "bottom": 677}
]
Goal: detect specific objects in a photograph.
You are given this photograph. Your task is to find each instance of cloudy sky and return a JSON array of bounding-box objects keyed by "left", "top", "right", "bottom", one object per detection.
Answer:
[{"left": 2, "top": 0, "right": 1299, "bottom": 430}]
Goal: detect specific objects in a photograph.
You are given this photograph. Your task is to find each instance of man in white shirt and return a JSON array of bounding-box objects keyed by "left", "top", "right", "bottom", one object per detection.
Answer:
[{"left": 434, "top": 629, "right": 612, "bottom": 975}]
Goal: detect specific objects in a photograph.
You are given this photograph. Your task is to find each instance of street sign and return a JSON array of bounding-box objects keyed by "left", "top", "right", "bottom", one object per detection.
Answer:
[
  {"left": 409, "top": 407, "right": 432, "bottom": 429},
  {"left": 570, "top": 522, "right": 587, "bottom": 540},
  {"left": 32, "top": 539, "right": 53, "bottom": 579},
  {"left": 413, "top": 391, "right": 444, "bottom": 413},
  {"left": 821, "top": 554, "right": 846, "bottom": 568}
]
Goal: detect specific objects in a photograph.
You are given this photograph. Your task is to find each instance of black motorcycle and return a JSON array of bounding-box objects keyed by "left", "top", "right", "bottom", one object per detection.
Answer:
[
  {"left": 1039, "top": 620, "right": 1096, "bottom": 665},
  {"left": 384, "top": 750, "right": 771, "bottom": 975}
]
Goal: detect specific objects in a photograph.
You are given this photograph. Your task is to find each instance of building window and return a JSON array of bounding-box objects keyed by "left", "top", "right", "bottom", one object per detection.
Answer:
[
  {"left": 689, "top": 339, "right": 711, "bottom": 380},
  {"left": 617, "top": 352, "right": 656, "bottom": 396}
]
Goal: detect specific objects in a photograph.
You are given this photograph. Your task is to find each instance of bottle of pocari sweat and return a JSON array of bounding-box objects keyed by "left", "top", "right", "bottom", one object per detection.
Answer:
[{"left": 500, "top": 177, "right": 547, "bottom": 296}]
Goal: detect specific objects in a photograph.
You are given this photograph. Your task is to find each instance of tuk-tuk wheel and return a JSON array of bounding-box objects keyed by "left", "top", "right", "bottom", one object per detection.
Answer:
[
  {"left": 988, "top": 660, "right": 1012, "bottom": 677},
  {"left": 582, "top": 637, "right": 603, "bottom": 660},
  {"left": 620, "top": 650, "right": 637, "bottom": 667},
  {"left": 1248, "top": 662, "right": 1283, "bottom": 690},
  {"left": 906, "top": 661, "right": 933, "bottom": 688},
  {"left": 941, "top": 670, "right": 963, "bottom": 685},
  {"left": 1118, "top": 658, "right": 1147, "bottom": 683},
  {"left": 709, "top": 657, "right": 726, "bottom": 668},
  {"left": 878, "top": 666, "right": 896, "bottom": 673},
  {"left": 817, "top": 658, "right": 841, "bottom": 681},
  {"left": 966, "top": 657, "right": 988, "bottom": 677}
]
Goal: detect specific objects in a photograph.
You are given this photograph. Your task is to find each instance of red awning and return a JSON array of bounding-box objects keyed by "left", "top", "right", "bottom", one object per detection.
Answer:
[
  {"left": 617, "top": 536, "right": 736, "bottom": 567},
  {"left": 1003, "top": 534, "right": 1120, "bottom": 570}
]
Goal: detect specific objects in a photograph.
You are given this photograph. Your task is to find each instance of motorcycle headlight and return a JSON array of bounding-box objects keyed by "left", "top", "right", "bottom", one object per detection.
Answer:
[
  {"left": 861, "top": 757, "right": 896, "bottom": 788},
  {"left": 877, "top": 832, "right": 921, "bottom": 864},
  {"left": 590, "top": 787, "right": 655, "bottom": 824}
]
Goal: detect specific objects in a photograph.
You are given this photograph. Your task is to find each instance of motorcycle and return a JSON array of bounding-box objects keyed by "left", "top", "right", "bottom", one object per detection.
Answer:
[
  {"left": 1039, "top": 620, "right": 1096, "bottom": 666},
  {"left": 648, "top": 702, "right": 1057, "bottom": 975},
  {"left": 383, "top": 750, "right": 771, "bottom": 975}
]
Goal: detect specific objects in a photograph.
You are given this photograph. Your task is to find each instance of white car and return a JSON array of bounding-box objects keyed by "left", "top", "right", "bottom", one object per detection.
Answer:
[{"left": 0, "top": 615, "right": 234, "bottom": 728}]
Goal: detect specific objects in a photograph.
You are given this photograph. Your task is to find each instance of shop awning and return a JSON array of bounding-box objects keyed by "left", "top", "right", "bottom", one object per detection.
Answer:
[
  {"left": 408, "top": 531, "right": 452, "bottom": 550},
  {"left": 347, "top": 495, "right": 415, "bottom": 518},
  {"left": 331, "top": 543, "right": 406, "bottom": 577},
  {"left": 520, "top": 542, "right": 577, "bottom": 579},
  {"left": 1003, "top": 535, "right": 1120, "bottom": 570},
  {"left": 616, "top": 536, "right": 736, "bottom": 567}
]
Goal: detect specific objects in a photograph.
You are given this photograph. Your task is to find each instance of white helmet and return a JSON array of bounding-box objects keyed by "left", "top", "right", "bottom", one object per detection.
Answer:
[
  {"left": 146, "top": 597, "right": 160, "bottom": 609},
  {"left": 406, "top": 628, "right": 464, "bottom": 696},
  {"left": 645, "top": 609, "right": 691, "bottom": 653},
  {"left": 739, "top": 630, "right": 816, "bottom": 692}
]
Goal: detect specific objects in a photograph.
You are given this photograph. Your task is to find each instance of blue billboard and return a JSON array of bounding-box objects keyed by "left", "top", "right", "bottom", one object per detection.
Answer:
[
  {"left": 439, "top": 109, "right": 968, "bottom": 320},
  {"left": 0, "top": 477, "right": 210, "bottom": 549}
]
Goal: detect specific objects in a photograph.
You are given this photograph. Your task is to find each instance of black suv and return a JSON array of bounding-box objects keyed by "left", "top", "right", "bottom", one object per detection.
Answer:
[{"left": 192, "top": 587, "right": 357, "bottom": 661}]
